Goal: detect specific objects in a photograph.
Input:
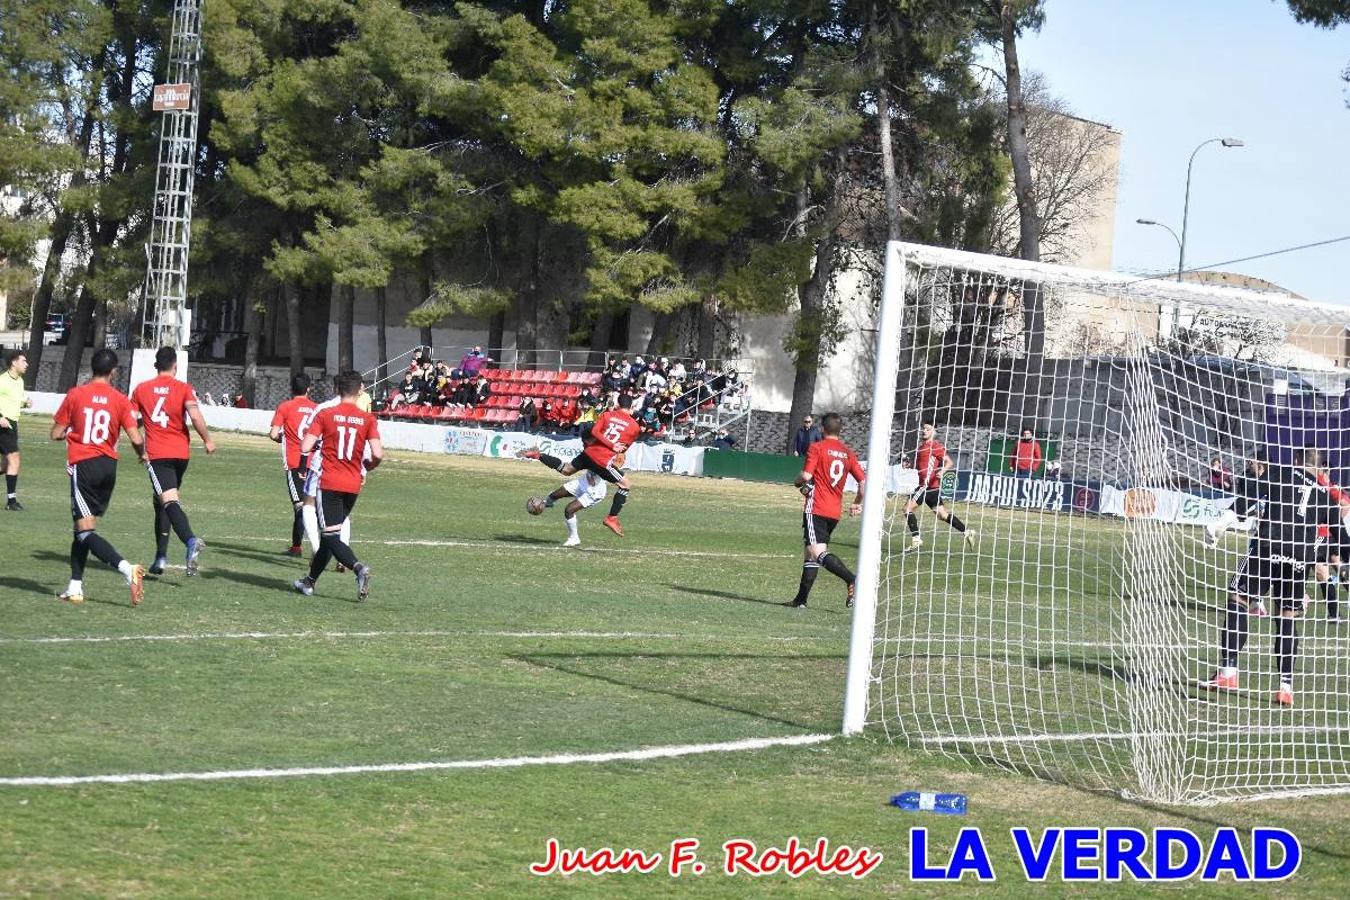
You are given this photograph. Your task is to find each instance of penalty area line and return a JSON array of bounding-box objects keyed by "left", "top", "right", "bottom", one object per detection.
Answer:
[
  {"left": 0, "top": 629, "right": 816, "bottom": 646},
  {"left": 0, "top": 733, "right": 835, "bottom": 787},
  {"left": 223, "top": 535, "right": 796, "bottom": 561}
]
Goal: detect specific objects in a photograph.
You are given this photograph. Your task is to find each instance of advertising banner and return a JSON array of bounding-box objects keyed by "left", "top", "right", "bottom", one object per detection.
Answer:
[{"left": 1098, "top": 485, "right": 1237, "bottom": 525}]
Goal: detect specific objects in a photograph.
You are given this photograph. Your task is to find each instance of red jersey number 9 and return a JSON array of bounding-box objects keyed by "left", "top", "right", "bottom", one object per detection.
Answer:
[{"left": 828, "top": 458, "right": 846, "bottom": 489}]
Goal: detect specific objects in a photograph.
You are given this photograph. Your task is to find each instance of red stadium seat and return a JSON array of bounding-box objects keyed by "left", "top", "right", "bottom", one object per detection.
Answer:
[{"left": 554, "top": 371, "right": 570, "bottom": 383}]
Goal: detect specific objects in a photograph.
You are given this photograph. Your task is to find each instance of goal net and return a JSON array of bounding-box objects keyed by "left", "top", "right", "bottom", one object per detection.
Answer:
[{"left": 845, "top": 241, "right": 1350, "bottom": 805}]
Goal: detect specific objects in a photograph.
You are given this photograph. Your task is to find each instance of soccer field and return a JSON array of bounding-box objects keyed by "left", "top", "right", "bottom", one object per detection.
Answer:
[{"left": 2, "top": 424, "right": 1348, "bottom": 896}]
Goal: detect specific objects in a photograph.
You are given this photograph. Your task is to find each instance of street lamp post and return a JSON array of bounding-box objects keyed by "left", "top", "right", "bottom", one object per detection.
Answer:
[
  {"left": 1179, "top": 137, "right": 1244, "bottom": 283},
  {"left": 1136, "top": 218, "right": 1185, "bottom": 338}
]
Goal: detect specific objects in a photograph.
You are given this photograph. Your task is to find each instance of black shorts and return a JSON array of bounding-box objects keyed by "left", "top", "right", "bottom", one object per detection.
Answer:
[
  {"left": 316, "top": 488, "right": 359, "bottom": 530},
  {"left": 1229, "top": 554, "right": 1307, "bottom": 613},
  {"left": 570, "top": 451, "right": 624, "bottom": 485},
  {"left": 911, "top": 486, "right": 941, "bottom": 509},
  {"left": 286, "top": 467, "right": 306, "bottom": 504},
  {"left": 1317, "top": 535, "right": 1350, "bottom": 565},
  {"left": 803, "top": 513, "right": 838, "bottom": 546},
  {"left": 146, "top": 458, "right": 189, "bottom": 497},
  {"left": 0, "top": 421, "right": 17, "bottom": 456},
  {"left": 69, "top": 456, "right": 117, "bottom": 519}
]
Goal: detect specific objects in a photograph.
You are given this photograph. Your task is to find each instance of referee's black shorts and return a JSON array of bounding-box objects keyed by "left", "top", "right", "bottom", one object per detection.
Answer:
[
  {"left": 69, "top": 456, "right": 117, "bottom": 519},
  {"left": 0, "top": 420, "right": 17, "bottom": 456}
]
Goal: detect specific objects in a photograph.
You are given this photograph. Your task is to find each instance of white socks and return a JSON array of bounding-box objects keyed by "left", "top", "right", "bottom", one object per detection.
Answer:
[
  {"left": 302, "top": 504, "right": 320, "bottom": 552},
  {"left": 66, "top": 579, "right": 83, "bottom": 596},
  {"left": 340, "top": 517, "right": 351, "bottom": 545},
  {"left": 565, "top": 516, "right": 579, "bottom": 541},
  {"left": 117, "top": 560, "right": 136, "bottom": 582}
]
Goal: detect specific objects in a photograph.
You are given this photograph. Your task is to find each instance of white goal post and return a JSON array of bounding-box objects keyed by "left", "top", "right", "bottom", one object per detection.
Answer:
[{"left": 844, "top": 240, "right": 1350, "bottom": 804}]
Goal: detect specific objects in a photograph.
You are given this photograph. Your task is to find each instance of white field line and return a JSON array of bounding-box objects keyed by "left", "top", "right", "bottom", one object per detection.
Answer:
[
  {"left": 0, "top": 629, "right": 819, "bottom": 647},
  {"left": 918, "top": 725, "right": 1350, "bottom": 745},
  {"left": 0, "top": 733, "right": 834, "bottom": 787},
  {"left": 222, "top": 534, "right": 796, "bottom": 561}
]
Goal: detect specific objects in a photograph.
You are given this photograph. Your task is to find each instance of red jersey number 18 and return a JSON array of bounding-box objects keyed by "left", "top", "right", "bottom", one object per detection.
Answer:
[{"left": 82, "top": 408, "right": 112, "bottom": 444}]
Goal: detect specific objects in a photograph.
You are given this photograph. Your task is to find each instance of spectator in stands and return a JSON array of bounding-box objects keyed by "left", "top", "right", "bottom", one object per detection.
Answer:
[
  {"left": 539, "top": 399, "right": 557, "bottom": 431},
  {"left": 637, "top": 405, "right": 662, "bottom": 438},
  {"left": 692, "top": 358, "right": 707, "bottom": 377},
  {"left": 711, "top": 428, "right": 737, "bottom": 451},
  {"left": 792, "top": 415, "right": 822, "bottom": 456},
  {"left": 518, "top": 397, "right": 538, "bottom": 432},
  {"left": 643, "top": 364, "right": 667, "bottom": 394},
  {"left": 396, "top": 372, "right": 421, "bottom": 406},
  {"left": 1209, "top": 456, "right": 1232, "bottom": 491},
  {"left": 579, "top": 387, "right": 597, "bottom": 408},
  {"left": 575, "top": 400, "right": 598, "bottom": 431},
  {"left": 1010, "top": 427, "right": 1043, "bottom": 478},
  {"left": 454, "top": 346, "right": 491, "bottom": 379},
  {"left": 411, "top": 346, "right": 432, "bottom": 370},
  {"left": 233, "top": 393, "right": 250, "bottom": 408},
  {"left": 470, "top": 373, "right": 491, "bottom": 407},
  {"left": 669, "top": 359, "right": 686, "bottom": 382},
  {"left": 656, "top": 391, "right": 675, "bottom": 428},
  {"left": 681, "top": 425, "right": 699, "bottom": 447},
  {"left": 628, "top": 356, "right": 646, "bottom": 382}
]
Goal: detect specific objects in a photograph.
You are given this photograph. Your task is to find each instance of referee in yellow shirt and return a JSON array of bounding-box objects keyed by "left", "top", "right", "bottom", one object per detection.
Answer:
[{"left": 0, "top": 349, "right": 30, "bottom": 510}]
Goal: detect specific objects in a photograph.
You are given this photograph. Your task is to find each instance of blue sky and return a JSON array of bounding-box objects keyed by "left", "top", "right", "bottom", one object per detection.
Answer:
[{"left": 1018, "top": 0, "right": 1350, "bottom": 303}]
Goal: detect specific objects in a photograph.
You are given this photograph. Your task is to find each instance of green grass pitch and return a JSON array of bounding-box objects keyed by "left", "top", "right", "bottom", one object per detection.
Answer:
[{"left": 1, "top": 422, "right": 1348, "bottom": 896}]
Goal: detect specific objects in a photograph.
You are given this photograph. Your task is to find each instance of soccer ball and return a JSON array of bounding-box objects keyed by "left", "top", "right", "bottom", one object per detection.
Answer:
[{"left": 526, "top": 496, "right": 547, "bottom": 516}]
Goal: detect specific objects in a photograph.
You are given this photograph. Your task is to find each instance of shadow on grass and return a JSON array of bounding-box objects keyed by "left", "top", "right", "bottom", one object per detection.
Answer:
[
  {"left": 515, "top": 650, "right": 843, "bottom": 732},
  {"left": 663, "top": 582, "right": 841, "bottom": 613},
  {"left": 1, "top": 576, "right": 61, "bottom": 600},
  {"left": 209, "top": 540, "right": 301, "bottom": 568},
  {"left": 492, "top": 533, "right": 558, "bottom": 546},
  {"left": 200, "top": 567, "right": 297, "bottom": 593}
]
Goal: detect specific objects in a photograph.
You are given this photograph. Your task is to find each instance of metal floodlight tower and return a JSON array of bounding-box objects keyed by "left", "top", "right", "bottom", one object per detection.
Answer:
[{"left": 142, "top": 0, "right": 205, "bottom": 351}]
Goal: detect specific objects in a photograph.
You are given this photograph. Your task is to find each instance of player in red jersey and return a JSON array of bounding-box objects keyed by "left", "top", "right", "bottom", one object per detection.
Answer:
[
  {"left": 293, "top": 371, "right": 383, "bottom": 601},
  {"left": 49, "top": 349, "right": 148, "bottom": 606},
  {"left": 521, "top": 401, "right": 639, "bottom": 536},
  {"left": 904, "top": 421, "right": 975, "bottom": 552},
  {"left": 132, "top": 347, "right": 216, "bottom": 576},
  {"left": 1308, "top": 453, "right": 1350, "bottom": 624},
  {"left": 269, "top": 372, "right": 316, "bottom": 556},
  {"left": 790, "top": 412, "right": 866, "bottom": 609}
]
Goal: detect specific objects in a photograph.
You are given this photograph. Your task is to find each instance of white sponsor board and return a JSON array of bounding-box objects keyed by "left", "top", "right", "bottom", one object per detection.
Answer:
[
  {"left": 625, "top": 442, "right": 705, "bottom": 476},
  {"left": 1099, "top": 484, "right": 1237, "bottom": 526},
  {"left": 846, "top": 462, "right": 919, "bottom": 496}
]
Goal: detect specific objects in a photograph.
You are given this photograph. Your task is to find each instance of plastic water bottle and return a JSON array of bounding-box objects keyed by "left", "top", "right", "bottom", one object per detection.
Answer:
[{"left": 890, "top": 791, "right": 968, "bottom": 815}]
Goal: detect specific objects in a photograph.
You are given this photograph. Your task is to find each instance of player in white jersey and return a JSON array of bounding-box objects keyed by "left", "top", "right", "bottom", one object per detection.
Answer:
[{"left": 528, "top": 459, "right": 618, "bottom": 547}]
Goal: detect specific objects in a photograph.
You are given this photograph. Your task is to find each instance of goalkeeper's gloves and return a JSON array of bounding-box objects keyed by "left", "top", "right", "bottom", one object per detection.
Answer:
[{"left": 799, "top": 482, "right": 813, "bottom": 497}]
